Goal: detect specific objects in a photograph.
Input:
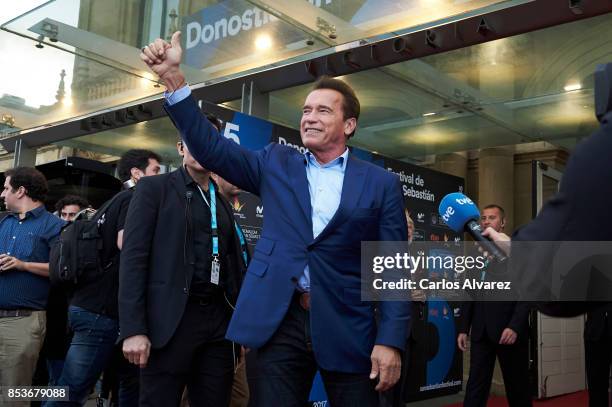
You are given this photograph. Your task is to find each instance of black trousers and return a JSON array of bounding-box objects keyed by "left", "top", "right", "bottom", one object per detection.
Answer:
[
  {"left": 247, "top": 293, "right": 378, "bottom": 407},
  {"left": 139, "top": 299, "right": 235, "bottom": 407},
  {"left": 585, "top": 336, "right": 612, "bottom": 407},
  {"left": 464, "top": 337, "right": 532, "bottom": 407}
]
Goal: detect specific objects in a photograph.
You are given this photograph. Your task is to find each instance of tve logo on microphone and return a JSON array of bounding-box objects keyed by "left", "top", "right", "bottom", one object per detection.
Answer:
[
  {"left": 455, "top": 196, "right": 474, "bottom": 205},
  {"left": 438, "top": 193, "right": 480, "bottom": 233}
]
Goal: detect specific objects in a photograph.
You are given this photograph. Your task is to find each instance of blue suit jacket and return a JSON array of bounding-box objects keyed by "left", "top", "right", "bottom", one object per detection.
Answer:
[{"left": 166, "top": 95, "right": 410, "bottom": 373}]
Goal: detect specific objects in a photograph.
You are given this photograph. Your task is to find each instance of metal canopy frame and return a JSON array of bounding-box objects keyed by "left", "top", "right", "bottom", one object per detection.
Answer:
[{"left": 2, "top": 0, "right": 612, "bottom": 153}]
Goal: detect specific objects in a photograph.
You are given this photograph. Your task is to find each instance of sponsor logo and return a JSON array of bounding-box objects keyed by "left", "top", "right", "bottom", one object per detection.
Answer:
[
  {"left": 431, "top": 213, "right": 438, "bottom": 225},
  {"left": 417, "top": 212, "right": 425, "bottom": 222},
  {"left": 230, "top": 198, "right": 245, "bottom": 213},
  {"left": 429, "top": 233, "right": 441, "bottom": 241},
  {"left": 256, "top": 205, "right": 264, "bottom": 217}
]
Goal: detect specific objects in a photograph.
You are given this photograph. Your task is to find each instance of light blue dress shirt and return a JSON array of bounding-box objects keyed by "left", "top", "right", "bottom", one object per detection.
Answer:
[
  {"left": 166, "top": 86, "right": 349, "bottom": 291},
  {"left": 298, "top": 149, "right": 348, "bottom": 291},
  {"left": 166, "top": 85, "right": 191, "bottom": 105}
]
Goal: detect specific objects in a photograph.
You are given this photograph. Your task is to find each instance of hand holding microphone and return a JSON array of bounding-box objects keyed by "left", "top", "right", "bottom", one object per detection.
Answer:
[
  {"left": 438, "top": 192, "right": 509, "bottom": 263},
  {"left": 482, "top": 227, "right": 511, "bottom": 256}
]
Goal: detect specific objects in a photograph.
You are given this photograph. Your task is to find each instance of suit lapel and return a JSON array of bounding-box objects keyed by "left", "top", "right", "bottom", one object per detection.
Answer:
[
  {"left": 169, "top": 170, "right": 188, "bottom": 205},
  {"left": 168, "top": 170, "right": 194, "bottom": 282},
  {"left": 287, "top": 153, "right": 313, "bottom": 237},
  {"left": 313, "top": 154, "right": 367, "bottom": 243}
]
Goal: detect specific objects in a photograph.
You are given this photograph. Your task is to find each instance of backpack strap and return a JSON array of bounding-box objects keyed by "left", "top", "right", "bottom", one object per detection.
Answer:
[{"left": 92, "top": 190, "right": 128, "bottom": 224}]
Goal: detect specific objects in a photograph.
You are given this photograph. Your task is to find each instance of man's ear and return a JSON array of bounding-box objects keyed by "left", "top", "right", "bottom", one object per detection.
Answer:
[
  {"left": 177, "top": 141, "right": 185, "bottom": 156},
  {"left": 130, "top": 167, "right": 142, "bottom": 181},
  {"left": 344, "top": 117, "right": 357, "bottom": 137},
  {"left": 16, "top": 186, "right": 26, "bottom": 199}
]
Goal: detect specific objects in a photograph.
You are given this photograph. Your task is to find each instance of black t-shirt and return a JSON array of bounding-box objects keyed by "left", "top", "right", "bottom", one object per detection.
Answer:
[
  {"left": 70, "top": 189, "right": 133, "bottom": 319},
  {"left": 182, "top": 168, "right": 235, "bottom": 298}
]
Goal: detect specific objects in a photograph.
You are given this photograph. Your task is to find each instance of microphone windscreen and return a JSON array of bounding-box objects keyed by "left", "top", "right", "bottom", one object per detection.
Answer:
[{"left": 438, "top": 192, "right": 480, "bottom": 233}]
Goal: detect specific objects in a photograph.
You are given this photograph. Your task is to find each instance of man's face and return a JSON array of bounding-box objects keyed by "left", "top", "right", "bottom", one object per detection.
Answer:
[
  {"left": 1, "top": 177, "right": 21, "bottom": 212},
  {"left": 177, "top": 141, "right": 209, "bottom": 176},
  {"left": 300, "top": 89, "right": 355, "bottom": 155},
  {"left": 143, "top": 158, "right": 161, "bottom": 176},
  {"left": 60, "top": 204, "right": 82, "bottom": 222},
  {"left": 132, "top": 158, "right": 161, "bottom": 182},
  {"left": 480, "top": 207, "right": 505, "bottom": 232}
]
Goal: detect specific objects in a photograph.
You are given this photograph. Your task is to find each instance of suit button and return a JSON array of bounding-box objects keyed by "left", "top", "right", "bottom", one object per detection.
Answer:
[
  {"left": 290, "top": 277, "right": 298, "bottom": 283},
  {"left": 183, "top": 288, "right": 188, "bottom": 294},
  {"left": 307, "top": 246, "right": 313, "bottom": 252}
]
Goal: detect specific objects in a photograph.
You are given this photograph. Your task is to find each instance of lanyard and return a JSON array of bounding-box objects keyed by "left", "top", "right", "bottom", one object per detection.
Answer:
[
  {"left": 196, "top": 181, "right": 219, "bottom": 258},
  {"left": 196, "top": 181, "right": 248, "bottom": 265},
  {"left": 234, "top": 223, "right": 248, "bottom": 264}
]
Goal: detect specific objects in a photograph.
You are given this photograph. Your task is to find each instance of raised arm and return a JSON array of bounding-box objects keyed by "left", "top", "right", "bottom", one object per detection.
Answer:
[{"left": 141, "top": 32, "right": 268, "bottom": 195}]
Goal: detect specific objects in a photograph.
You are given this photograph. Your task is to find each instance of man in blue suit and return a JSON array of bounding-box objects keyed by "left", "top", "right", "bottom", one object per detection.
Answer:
[{"left": 139, "top": 32, "right": 410, "bottom": 406}]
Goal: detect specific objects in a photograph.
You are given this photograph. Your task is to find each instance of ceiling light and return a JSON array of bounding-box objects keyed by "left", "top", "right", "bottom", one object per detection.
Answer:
[
  {"left": 255, "top": 34, "right": 272, "bottom": 51},
  {"left": 62, "top": 97, "right": 73, "bottom": 107},
  {"left": 423, "top": 112, "right": 436, "bottom": 117},
  {"left": 564, "top": 83, "right": 582, "bottom": 92}
]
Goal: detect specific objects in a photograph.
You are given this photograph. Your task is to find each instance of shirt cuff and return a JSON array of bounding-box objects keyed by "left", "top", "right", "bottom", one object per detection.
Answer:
[{"left": 165, "top": 85, "right": 191, "bottom": 105}]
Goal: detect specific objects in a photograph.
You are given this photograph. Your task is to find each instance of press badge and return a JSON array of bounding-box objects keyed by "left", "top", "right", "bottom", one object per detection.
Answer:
[{"left": 211, "top": 258, "right": 220, "bottom": 285}]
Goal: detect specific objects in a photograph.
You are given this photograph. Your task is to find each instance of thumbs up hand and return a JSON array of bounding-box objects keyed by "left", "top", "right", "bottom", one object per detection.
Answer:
[{"left": 140, "top": 31, "right": 185, "bottom": 91}]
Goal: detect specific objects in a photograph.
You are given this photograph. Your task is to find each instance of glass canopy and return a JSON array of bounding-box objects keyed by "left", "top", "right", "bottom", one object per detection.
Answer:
[
  {"left": 1, "top": 0, "right": 523, "bottom": 134},
  {"left": 56, "top": 11, "right": 612, "bottom": 165}
]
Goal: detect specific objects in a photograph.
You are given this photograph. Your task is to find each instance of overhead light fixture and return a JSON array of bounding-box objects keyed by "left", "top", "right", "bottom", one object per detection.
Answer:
[
  {"left": 62, "top": 97, "right": 73, "bottom": 107},
  {"left": 564, "top": 83, "right": 582, "bottom": 92},
  {"left": 423, "top": 112, "right": 436, "bottom": 117},
  {"left": 255, "top": 34, "right": 272, "bottom": 51}
]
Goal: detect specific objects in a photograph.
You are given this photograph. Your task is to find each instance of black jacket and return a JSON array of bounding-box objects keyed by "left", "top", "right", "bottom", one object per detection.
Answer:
[
  {"left": 510, "top": 112, "right": 612, "bottom": 312},
  {"left": 460, "top": 263, "right": 531, "bottom": 342},
  {"left": 118, "top": 170, "right": 247, "bottom": 348},
  {"left": 585, "top": 303, "right": 612, "bottom": 341},
  {"left": 460, "top": 301, "right": 531, "bottom": 342}
]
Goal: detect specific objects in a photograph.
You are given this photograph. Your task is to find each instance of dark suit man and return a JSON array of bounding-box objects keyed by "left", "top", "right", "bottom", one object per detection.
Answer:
[
  {"left": 584, "top": 303, "right": 612, "bottom": 407},
  {"left": 482, "top": 111, "right": 612, "bottom": 407},
  {"left": 458, "top": 205, "right": 532, "bottom": 407},
  {"left": 119, "top": 140, "right": 248, "bottom": 407},
  {"left": 139, "top": 32, "right": 410, "bottom": 406}
]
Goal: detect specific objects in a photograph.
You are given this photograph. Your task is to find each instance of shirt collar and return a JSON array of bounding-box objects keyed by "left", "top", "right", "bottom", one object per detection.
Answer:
[
  {"left": 9, "top": 204, "right": 46, "bottom": 220},
  {"left": 305, "top": 148, "right": 349, "bottom": 171},
  {"left": 180, "top": 165, "right": 197, "bottom": 187},
  {"left": 180, "top": 166, "right": 217, "bottom": 192}
]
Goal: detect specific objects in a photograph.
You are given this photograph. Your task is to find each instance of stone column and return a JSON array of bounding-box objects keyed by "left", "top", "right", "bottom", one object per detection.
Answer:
[{"left": 478, "top": 147, "right": 514, "bottom": 232}]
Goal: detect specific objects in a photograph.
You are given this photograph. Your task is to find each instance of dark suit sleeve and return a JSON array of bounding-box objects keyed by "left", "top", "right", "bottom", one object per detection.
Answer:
[
  {"left": 118, "top": 178, "right": 160, "bottom": 341},
  {"left": 459, "top": 301, "right": 473, "bottom": 334},
  {"left": 375, "top": 175, "right": 411, "bottom": 350},
  {"left": 165, "top": 95, "right": 269, "bottom": 196},
  {"left": 507, "top": 302, "right": 532, "bottom": 339}
]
